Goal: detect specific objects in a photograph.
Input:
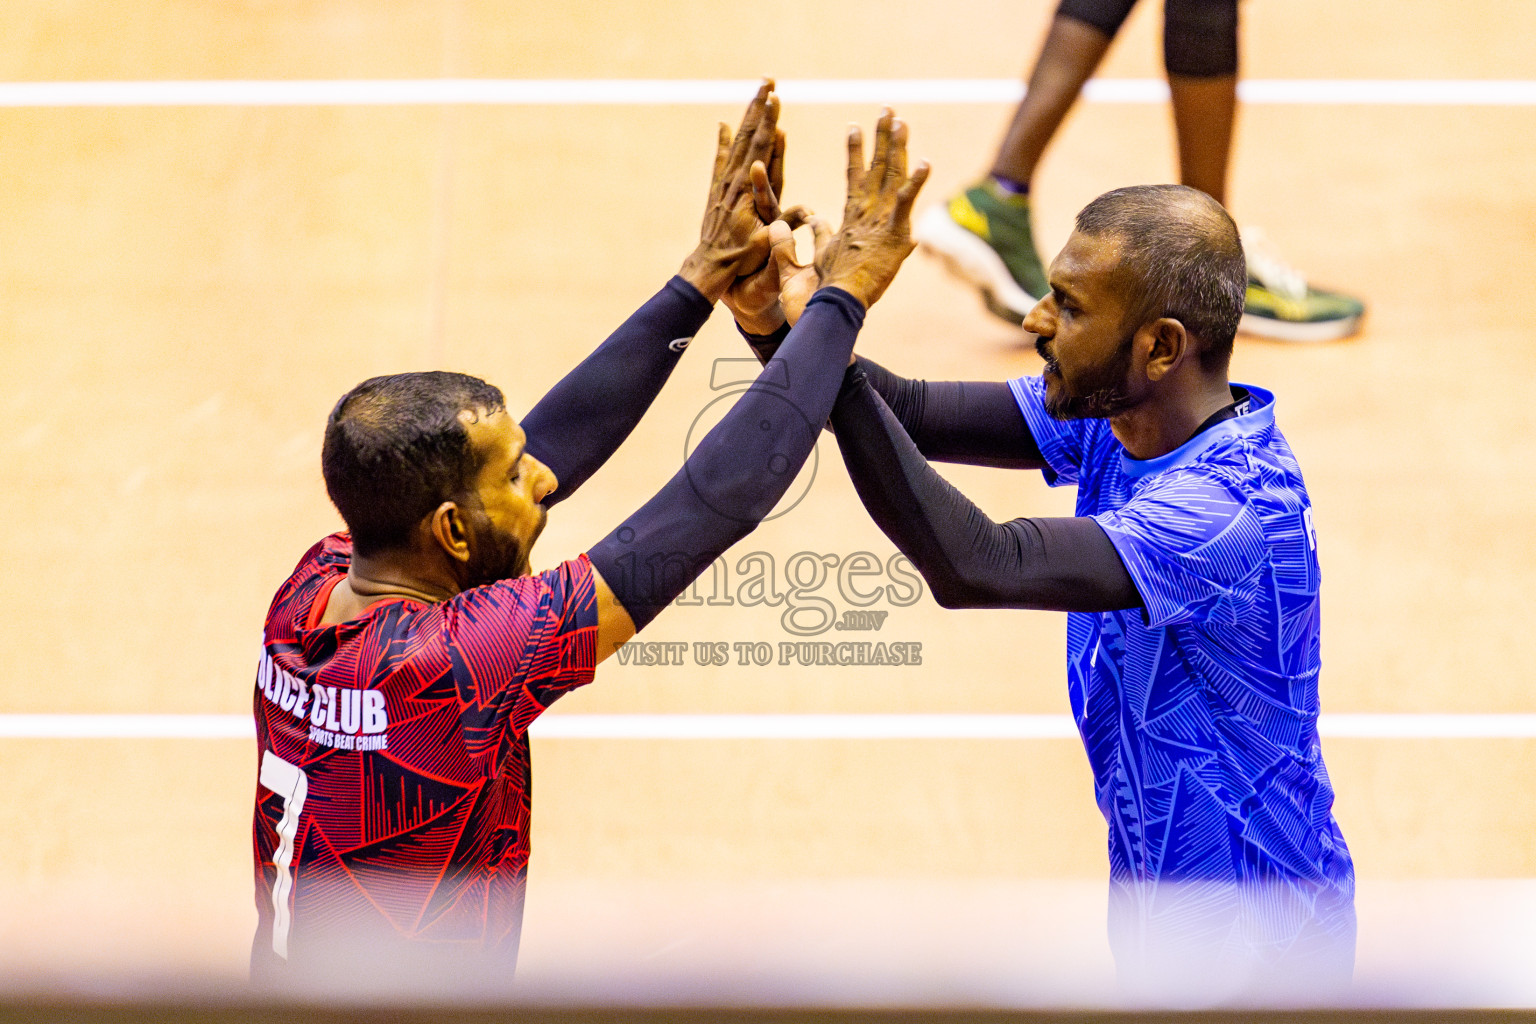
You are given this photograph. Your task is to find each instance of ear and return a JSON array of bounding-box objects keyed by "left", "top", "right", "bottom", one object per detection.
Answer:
[
  {"left": 428, "top": 501, "right": 472, "bottom": 564},
  {"left": 1140, "top": 317, "right": 1191, "bottom": 383}
]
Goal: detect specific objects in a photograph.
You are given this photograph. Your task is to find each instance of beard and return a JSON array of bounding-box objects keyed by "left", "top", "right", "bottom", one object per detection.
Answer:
[
  {"left": 462, "top": 505, "right": 544, "bottom": 588},
  {"left": 1037, "top": 332, "right": 1137, "bottom": 420}
]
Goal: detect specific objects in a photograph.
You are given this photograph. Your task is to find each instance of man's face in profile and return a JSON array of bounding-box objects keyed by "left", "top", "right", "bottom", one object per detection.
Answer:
[
  {"left": 458, "top": 408, "right": 556, "bottom": 586},
  {"left": 1025, "top": 229, "right": 1141, "bottom": 421}
]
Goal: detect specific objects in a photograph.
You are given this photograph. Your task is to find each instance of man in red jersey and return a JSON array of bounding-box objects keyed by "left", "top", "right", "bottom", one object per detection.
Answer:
[{"left": 251, "top": 83, "right": 929, "bottom": 991}]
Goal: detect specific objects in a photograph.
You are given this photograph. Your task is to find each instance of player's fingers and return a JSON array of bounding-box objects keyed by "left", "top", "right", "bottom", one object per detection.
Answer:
[
  {"left": 845, "top": 123, "right": 865, "bottom": 196},
  {"left": 779, "top": 204, "right": 812, "bottom": 231},
  {"left": 884, "top": 120, "right": 909, "bottom": 191},
  {"left": 892, "top": 161, "right": 931, "bottom": 230},
  {"left": 867, "top": 108, "right": 894, "bottom": 192},
  {"left": 768, "top": 128, "right": 786, "bottom": 200},
  {"left": 768, "top": 219, "right": 801, "bottom": 269},
  {"left": 728, "top": 78, "right": 774, "bottom": 171},
  {"left": 773, "top": 236, "right": 809, "bottom": 291},
  {"left": 807, "top": 215, "right": 834, "bottom": 263},
  {"left": 735, "top": 220, "right": 773, "bottom": 276},
  {"left": 711, "top": 122, "right": 731, "bottom": 196},
  {"left": 742, "top": 78, "right": 773, "bottom": 131},
  {"left": 745, "top": 93, "right": 779, "bottom": 155},
  {"left": 749, "top": 160, "right": 779, "bottom": 222},
  {"left": 742, "top": 97, "right": 780, "bottom": 193},
  {"left": 756, "top": 94, "right": 780, "bottom": 146},
  {"left": 773, "top": 251, "right": 803, "bottom": 293},
  {"left": 729, "top": 92, "right": 781, "bottom": 209}
]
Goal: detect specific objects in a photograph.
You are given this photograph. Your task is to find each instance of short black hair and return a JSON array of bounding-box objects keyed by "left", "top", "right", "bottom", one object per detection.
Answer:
[
  {"left": 1074, "top": 184, "right": 1246, "bottom": 368},
  {"left": 322, "top": 371, "right": 506, "bottom": 555}
]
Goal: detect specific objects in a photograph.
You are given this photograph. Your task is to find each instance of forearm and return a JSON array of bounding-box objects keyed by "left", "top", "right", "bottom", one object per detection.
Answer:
[
  {"left": 732, "top": 332, "right": 1045, "bottom": 469},
  {"left": 588, "top": 289, "right": 865, "bottom": 629},
  {"left": 736, "top": 319, "right": 791, "bottom": 367},
  {"left": 831, "top": 365, "right": 1141, "bottom": 612},
  {"left": 855, "top": 358, "right": 1046, "bottom": 469},
  {"left": 520, "top": 277, "right": 713, "bottom": 505}
]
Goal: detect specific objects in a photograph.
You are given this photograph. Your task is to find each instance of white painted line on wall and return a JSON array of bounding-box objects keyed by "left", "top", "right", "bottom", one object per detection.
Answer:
[
  {"left": 0, "top": 78, "right": 1532, "bottom": 108},
  {"left": 3, "top": 713, "right": 1536, "bottom": 740}
]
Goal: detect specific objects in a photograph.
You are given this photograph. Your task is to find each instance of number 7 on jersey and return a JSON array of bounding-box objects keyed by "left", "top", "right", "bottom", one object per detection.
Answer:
[{"left": 259, "top": 750, "right": 308, "bottom": 959}]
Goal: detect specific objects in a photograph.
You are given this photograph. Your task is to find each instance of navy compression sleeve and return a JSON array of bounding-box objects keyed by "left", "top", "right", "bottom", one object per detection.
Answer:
[
  {"left": 737, "top": 319, "right": 792, "bottom": 367},
  {"left": 855, "top": 358, "right": 1046, "bottom": 469},
  {"left": 830, "top": 364, "right": 1143, "bottom": 612},
  {"left": 588, "top": 289, "right": 865, "bottom": 629},
  {"left": 521, "top": 276, "right": 713, "bottom": 506},
  {"left": 735, "top": 326, "right": 1045, "bottom": 468}
]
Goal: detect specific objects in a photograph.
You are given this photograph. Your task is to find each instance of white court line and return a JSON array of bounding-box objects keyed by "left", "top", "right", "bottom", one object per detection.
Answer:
[
  {"left": 0, "top": 714, "right": 255, "bottom": 739},
  {"left": 3, "top": 713, "right": 1536, "bottom": 740},
  {"left": 533, "top": 714, "right": 1082, "bottom": 739},
  {"left": 0, "top": 78, "right": 1533, "bottom": 108}
]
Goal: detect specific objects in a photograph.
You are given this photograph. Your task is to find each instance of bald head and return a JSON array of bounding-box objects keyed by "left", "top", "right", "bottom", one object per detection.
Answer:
[{"left": 1074, "top": 184, "right": 1246, "bottom": 368}]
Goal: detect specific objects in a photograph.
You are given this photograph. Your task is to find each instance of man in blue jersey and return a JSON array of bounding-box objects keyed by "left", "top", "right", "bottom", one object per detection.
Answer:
[{"left": 727, "top": 183, "right": 1353, "bottom": 999}]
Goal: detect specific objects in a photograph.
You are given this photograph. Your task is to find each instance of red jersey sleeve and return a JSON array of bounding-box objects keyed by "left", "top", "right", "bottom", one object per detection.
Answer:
[{"left": 438, "top": 554, "right": 600, "bottom": 739}]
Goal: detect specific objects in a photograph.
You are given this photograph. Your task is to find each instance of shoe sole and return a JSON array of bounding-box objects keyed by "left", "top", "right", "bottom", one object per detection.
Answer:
[
  {"left": 914, "top": 206, "right": 1038, "bottom": 326},
  {"left": 1238, "top": 310, "right": 1363, "bottom": 343}
]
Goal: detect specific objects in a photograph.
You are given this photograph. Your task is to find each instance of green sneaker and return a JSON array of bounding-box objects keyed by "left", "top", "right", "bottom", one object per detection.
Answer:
[
  {"left": 914, "top": 180, "right": 1049, "bottom": 326},
  {"left": 1240, "top": 227, "right": 1365, "bottom": 342}
]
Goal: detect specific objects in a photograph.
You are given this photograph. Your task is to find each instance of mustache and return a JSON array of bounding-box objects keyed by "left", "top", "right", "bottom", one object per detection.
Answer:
[{"left": 1035, "top": 336, "right": 1058, "bottom": 373}]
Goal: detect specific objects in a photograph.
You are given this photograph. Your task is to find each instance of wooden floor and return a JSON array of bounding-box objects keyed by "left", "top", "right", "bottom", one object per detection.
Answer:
[{"left": 1, "top": 0, "right": 1534, "bottom": 1007}]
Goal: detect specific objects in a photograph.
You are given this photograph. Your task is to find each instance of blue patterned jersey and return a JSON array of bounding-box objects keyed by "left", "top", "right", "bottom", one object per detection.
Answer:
[{"left": 1009, "top": 376, "right": 1353, "bottom": 978}]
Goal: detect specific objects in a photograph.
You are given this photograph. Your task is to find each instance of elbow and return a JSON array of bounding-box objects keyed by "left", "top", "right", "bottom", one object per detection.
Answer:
[
  {"left": 904, "top": 555, "right": 965, "bottom": 609},
  {"left": 927, "top": 559, "right": 1005, "bottom": 610},
  {"left": 883, "top": 550, "right": 968, "bottom": 610},
  {"left": 932, "top": 589, "right": 966, "bottom": 611},
  {"left": 929, "top": 577, "right": 976, "bottom": 610}
]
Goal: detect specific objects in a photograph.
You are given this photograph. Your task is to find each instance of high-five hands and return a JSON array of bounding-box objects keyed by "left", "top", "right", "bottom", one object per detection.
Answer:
[
  {"left": 687, "top": 90, "right": 928, "bottom": 334},
  {"left": 816, "top": 110, "right": 929, "bottom": 311},
  {"left": 717, "top": 101, "right": 811, "bottom": 335},
  {"left": 725, "top": 110, "right": 928, "bottom": 333},
  {"left": 679, "top": 79, "right": 783, "bottom": 304}
]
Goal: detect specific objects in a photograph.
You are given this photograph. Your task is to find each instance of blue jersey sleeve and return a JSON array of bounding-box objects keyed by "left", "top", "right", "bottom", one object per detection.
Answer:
[
  {"left": 1007, "top": 375, "right": 1090, "bottom": 486},
  {"left": 1092, "top": 468, "right": 1268, "bottom": 628}
]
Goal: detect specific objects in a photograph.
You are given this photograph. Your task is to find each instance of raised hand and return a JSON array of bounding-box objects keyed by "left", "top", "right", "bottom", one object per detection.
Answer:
[
  {"left": 679, "top": 79, "right": 783, "bottom": 303},
  {"left": 720, "top": 113, "right": 804, "bottom": 333},
  {"left": 764, "top": 216, "right": 831, "bottom": 329},
  {"left": 815, "top": 110, "right": 930, "bottom": 310},
  {"left": 721, "top": 197, "right": 813, "bottom": 335},
  {"left": 752, "top": 122, "right": 787, "bottom": 225}
]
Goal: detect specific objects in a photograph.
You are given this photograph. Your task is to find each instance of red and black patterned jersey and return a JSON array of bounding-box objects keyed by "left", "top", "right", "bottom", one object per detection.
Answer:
[{"left": 250, "top": 533, "right": 598, "bottom": 980}]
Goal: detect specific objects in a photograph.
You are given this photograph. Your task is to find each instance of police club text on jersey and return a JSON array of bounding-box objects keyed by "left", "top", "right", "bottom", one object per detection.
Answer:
[{"left": 257, "top": 650, "right": 389, "bottom": 751}]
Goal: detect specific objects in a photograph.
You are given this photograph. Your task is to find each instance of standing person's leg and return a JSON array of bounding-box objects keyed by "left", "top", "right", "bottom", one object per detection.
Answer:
[
  {"left": 990, "top": 13, "right": 1122, "bottom": 187},
  {"left": 916, "top": 2, "right": 1137, "bottom": 325},
  {"left": 1163, "top": 0, "right": 1366, "bottom": 341},
  {"left": 1168, "top": 76, "right": 1235, "bottom": 205},
  {"left": 1163, "top": 0, "right": 1239, "bottom": 205}
]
